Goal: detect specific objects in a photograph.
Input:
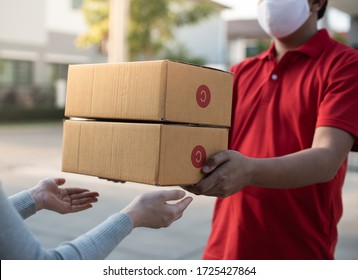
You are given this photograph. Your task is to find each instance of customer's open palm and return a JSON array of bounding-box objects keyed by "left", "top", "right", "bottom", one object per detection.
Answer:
[{"left": 29, "top": 178, "right": 99, "bottom": 214}]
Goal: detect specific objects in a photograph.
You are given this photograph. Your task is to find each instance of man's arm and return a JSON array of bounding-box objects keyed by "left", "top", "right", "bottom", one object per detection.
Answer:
[{"left": 184, "top": 126, "right": 355, "bottom": 197}]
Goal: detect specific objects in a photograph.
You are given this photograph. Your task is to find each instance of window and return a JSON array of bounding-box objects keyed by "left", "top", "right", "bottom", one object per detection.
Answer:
[
  {"left": 72, "top": 0, "right": 83, "bottom": 9},
  {"left": 245, "top": 39, "right": 271, "bottom": 58},
  {"left": 0, "top": 59, "right": 33, "bottom": 86},
  {"left": 46, "top": 63, "right": 69, "bottom": 86}
]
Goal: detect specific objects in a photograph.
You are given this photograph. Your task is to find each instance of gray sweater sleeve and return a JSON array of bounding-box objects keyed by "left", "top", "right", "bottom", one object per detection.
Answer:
[
  {"left": 0, "top": 187, "right": 133, "bottom": 260},
  {"left": 8, "top": 191, "right": 37, "bottom": 219}
]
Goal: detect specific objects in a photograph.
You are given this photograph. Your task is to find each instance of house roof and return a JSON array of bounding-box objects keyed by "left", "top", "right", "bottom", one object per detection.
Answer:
[
  {"left": 227, "top": 19, "right": 269, "bottom": 40},
  {"left": 209, "top": 0, "right": 231, "bottom": 10},
  {"left": 190, "top": 0, "right": 231, "bottom": 10},
  {"left": 330, "top": 0, "right": 358, "bottom": 16}
]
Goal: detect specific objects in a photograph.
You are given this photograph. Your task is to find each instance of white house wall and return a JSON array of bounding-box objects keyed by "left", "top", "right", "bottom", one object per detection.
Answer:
[
  {"left": 174, "top": 15, "right": 228, "bottom": 69},
  {"left": 46, "top": 0, "right": 87, "bottom": 34},
  {"left": 0, "top": 0, "right": 46, "bottom": 46},
  {"left": 350, "top": 16, "right": 358, "bottom": 48},
  {"left": 0, "top": 0, "right": 228, "bottom": 89},
  {"left": 0, "top": 0, "right": 105, "bottom": 99}
]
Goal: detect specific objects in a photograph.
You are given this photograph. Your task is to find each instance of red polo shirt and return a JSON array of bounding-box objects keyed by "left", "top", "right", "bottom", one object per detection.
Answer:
[{"left": 203, "top": 29, "right": 358, "bottom": 260}]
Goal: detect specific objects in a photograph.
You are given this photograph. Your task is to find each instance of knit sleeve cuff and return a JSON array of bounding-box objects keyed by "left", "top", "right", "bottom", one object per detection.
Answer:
[{"left": 8, "top": 191, "right": 37, "bottom": 219}]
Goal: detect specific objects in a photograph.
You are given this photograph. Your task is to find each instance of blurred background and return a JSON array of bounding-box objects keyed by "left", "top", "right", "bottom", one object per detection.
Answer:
[
  {"left": 0, "top": 0, "right": 357, "bottom": 116},
  {"left": 0, "top": 0, "right": 357, "bottom": 259}
]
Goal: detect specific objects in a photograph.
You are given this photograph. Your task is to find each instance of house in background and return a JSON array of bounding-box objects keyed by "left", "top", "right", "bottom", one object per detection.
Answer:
[
  {"left": 226, "top": 19, "right": 269, "bottom": 67},
  {"left": 172, "top": 1, "right": 229, "bottom": 70},
  {"left": 0, "top": 0, "right": 106, "bottom": 109},
  {"left": 0, "top": 0, "right": 229, "bottom": 110},
  {"left": 226, "top": 1, "right": 357, "bottom": 67},
  {"left": 0, "top": 0, "right": 355, "bottom": 111},
  {"left": 330, "top": 0, "right": 358, "bottom": 48}
]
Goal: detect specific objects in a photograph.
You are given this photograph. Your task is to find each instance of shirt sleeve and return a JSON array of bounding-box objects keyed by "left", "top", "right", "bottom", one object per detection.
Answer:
[
  {"left": 8, "top": 191, "right": 37, "bottom": 219},
  {"left": 0, "top": 186, "right": 133, "bottom": 260},
  {"left": 316, "top": 50, "right": 358, "bottom": 151}
]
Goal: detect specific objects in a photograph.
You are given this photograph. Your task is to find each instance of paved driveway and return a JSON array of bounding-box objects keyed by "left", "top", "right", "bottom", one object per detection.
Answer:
[{"left": 0, "top": 122, "right": 357, "bottom": 259}]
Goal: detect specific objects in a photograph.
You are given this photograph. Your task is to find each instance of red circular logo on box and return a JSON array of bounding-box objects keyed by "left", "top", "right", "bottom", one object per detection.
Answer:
[
  {"left": 191, "top": 145, "right": 206, "bottom": 169},
  {"left": 196, "top": 85, "right": 211, "bottom": 108}
]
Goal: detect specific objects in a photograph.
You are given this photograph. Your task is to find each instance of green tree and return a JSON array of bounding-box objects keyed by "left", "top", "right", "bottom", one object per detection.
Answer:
[
  {"left": 332, "top": 32, "right": 348, "bottom": 45},
  {"left": 77, "top": 0, "right": 220, "bottom": 61},
  {"left": 76, "top": 0, "right": 109, "bottom": 51}
]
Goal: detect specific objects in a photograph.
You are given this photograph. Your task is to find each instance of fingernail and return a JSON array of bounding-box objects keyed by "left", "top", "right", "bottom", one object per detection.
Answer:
[{"left": 202, "top": 165, "right": 210, "bottom": 173}]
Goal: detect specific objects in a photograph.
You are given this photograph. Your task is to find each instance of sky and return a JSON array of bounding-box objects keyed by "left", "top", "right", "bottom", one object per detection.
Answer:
[{"left": 214, "top": 0, "right": 350, "bottom": 32}]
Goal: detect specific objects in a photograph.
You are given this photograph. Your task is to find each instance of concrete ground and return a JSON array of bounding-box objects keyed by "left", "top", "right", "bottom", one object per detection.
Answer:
[{"left": 0, "top": 122, "right": 357, "bottom": 260}]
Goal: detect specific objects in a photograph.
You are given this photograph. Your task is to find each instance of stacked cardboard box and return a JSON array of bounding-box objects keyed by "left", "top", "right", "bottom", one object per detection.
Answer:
[{"left": 62, "top": 60, "right": 233, "bottom": 186}]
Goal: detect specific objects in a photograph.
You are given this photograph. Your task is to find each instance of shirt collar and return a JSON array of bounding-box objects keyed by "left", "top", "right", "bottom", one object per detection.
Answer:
[{"left": 258, "top": 29, "right": 331, "bottom": 60}]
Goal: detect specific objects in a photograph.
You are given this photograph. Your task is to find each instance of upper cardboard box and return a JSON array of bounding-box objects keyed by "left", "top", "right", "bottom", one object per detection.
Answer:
[{"left": 65, "top": 60, "right": 233, "bottom": 127}]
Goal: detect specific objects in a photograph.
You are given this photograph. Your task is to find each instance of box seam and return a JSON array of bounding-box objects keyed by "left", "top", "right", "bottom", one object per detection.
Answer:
[
  {"left": 89, "top": 66, "right": 95, "bottom": 116},
  {"left": 75, "top": 121, "right": 82, "bottom": 173},
  {"left": 156, "top": 124, "right": 163, "bottom": 185},
  {"left": 162, "top": 60, "right": 169, "bottom": 122},
  {"left": 109, "top": 123, "right": 115, "bottom": 180}
]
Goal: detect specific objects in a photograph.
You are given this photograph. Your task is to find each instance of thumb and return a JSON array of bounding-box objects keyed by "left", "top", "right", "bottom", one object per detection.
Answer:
[
  {"left": 176, "top": 196, "right": 193, "bottom": 212},
  {"left": 158, "top": 189, "right": 186, "bottom": 202},
  {"left": 170, "top": 196, "right": 193, "bottom": 224},
  {"left": 202, "top": 151, "right": 229, "bottom": 173},
  {"left": 53, "top": 178, "right": 66, "bottom": 186}
]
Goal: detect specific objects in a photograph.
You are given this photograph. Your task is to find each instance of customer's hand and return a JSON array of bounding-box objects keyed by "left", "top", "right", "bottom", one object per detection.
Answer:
[
  {"left": 121, "top": 189, "right": 193, "bottom": 228},
  {"left": 29, "top": 178, "right": 99, "bottom": 214}
]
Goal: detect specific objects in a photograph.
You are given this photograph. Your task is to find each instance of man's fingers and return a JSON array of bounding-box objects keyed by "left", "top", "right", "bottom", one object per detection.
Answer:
[
  {"left": 202, "top": 151, "right": 230, "bottom": 173},
  {"left": 190, "top": 175, "right": 216, "bottom": 195},
  {"left": 185, "top": 163, "right": 229, "bottom": 196},
  {"left": 180, "top": 185, "right": 197, "bottom": 194}
]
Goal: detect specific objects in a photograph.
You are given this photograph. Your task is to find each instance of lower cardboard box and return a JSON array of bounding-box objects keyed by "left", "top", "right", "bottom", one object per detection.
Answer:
[{"left": 62, "top": 120, "right": 228, "bottom": 186}]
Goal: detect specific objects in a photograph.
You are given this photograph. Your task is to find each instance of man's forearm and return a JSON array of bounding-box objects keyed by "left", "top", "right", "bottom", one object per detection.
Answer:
[{"left": 250, "top": 147, "right": 345, "bottom": 189}]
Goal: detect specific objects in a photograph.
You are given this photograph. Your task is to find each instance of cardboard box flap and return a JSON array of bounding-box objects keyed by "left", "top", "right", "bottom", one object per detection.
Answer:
[
  {"left": 66, "top": 65, "right": 95, "bottom": 117},
  {"left": 165, "top": 61, "right": 232, "bottom": 126},
  {"left": 158, "top": 124, "right": 228, "bottom": 185}
]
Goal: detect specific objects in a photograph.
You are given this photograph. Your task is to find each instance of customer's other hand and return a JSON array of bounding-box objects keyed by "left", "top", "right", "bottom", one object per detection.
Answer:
[{"left": 29, "top": 178, "right": 99, "bottom": 214}]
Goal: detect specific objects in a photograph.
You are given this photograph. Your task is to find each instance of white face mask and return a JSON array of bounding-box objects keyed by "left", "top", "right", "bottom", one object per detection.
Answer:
[{"left": 257, "top": 0, "right": 311, "bottom": 39}]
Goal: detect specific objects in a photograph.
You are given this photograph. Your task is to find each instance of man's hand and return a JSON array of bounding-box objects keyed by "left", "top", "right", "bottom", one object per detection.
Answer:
[
  {"left": 184, "top": 127, "right": 355, "bottom": 197},
  {"left": 183, "top": 150, "right": 253, "bottom": 198},
  {"left": 29, "top": 178, "right": 99, "bottom": 214}
]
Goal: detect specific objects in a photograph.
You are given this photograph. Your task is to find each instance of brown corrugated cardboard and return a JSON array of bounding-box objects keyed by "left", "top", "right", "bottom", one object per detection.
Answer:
[
  {"left": 65, "top": 60, "right": 233, "bottom": 127},
  {"left": 62, "top": 120, "right": 228, "bottom": 186}
]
